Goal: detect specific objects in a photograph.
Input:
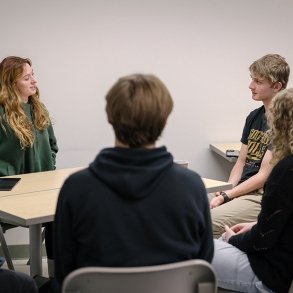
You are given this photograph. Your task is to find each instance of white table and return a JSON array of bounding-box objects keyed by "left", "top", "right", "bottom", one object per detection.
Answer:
[
  {"left": 202, "top": 177, "right": 232, "bottom": 193},
  {"left": 0, "top": 167, "right": 232, "bottom": 276},
  {"left": 0, "top": 167, "right": 83, "bottom": 276},
  {"left": 0, "top": 190, "right": 57, "bottom": 276},
  {"left": 0, "top": 167, "right": 83, "bottom": 198},
  {"left": 209, "top": 142, "right": 241, "bottom": 163}
]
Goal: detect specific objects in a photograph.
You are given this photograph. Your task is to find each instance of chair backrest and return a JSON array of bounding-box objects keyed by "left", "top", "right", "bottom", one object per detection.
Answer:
[
  {"left": 288, "top": 280, "right": 293, "bottom": 293},
  {"left": 62, "top": 259, "right": 217, "bottom": 293}
]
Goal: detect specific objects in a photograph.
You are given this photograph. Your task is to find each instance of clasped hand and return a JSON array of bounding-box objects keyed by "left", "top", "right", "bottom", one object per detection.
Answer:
[
  {"left": 221, "top": 222, "right": 256, "bottom": 242},
  {"left": 209, "top": 191, "right": 224, "bottom": 209}
]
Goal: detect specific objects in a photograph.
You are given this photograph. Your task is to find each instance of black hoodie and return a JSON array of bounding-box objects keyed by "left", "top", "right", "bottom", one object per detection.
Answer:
[{"left": 54, "top": 146, "right": 214, "bottom": 287}]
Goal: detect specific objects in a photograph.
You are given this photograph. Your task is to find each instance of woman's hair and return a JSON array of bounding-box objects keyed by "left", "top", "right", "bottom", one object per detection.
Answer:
[
  {"left": 266, "top": 88, "right": 293, "bottom": 165},
  {"left": 0, "top": 56, "right": 50, "bottom": 148},
  {"left": 106, "top": 73, "right": 173, "bottom": 147},
  {"left": 249, "top": 54, "right": 290, "bottom": 90}
]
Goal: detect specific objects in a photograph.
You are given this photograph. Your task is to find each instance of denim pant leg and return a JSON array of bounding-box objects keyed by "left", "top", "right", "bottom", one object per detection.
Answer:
[{"left": 212, "top": 239, "right": 273, "bottom": 293}]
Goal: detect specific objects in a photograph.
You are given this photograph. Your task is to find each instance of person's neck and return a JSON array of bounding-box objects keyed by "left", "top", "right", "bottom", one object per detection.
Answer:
[
  {"left": 263, "top": 101, "right": 270, "bottom": 112},
  {"left": 263, "top": 85, "right": 283, "bottom": 111},
  {"left": 21, "top": 96, "right": 29, "bottom": 103},
  {"left": 263, "top": 96, "right": 275, "bottom": 112},
  {"left": 115, "top": 138, "right": 155, "bottom": 149}
]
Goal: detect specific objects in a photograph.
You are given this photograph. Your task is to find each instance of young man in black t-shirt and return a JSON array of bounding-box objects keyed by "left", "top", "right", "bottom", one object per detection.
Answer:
[{"left": 210, "top": 54, "right": 290, "bottom": 238}]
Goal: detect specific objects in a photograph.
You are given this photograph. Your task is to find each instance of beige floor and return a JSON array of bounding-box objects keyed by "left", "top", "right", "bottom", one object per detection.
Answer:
[{"left": 2, "top": 258, "right": 49, "bottom": 277}]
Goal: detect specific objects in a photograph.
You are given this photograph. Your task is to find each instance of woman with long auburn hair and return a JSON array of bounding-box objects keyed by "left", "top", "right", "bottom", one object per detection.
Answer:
[{"left": 0, "top": 56, "right": 58, "bottom": 279}]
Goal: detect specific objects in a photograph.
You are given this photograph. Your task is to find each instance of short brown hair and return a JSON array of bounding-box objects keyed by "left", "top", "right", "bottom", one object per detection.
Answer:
[
  {"left": 249, "top": 54, "right": 290, "bottom": 89},
  {"left": 106, "top": 74, "right": 173, "bottom": 147}
]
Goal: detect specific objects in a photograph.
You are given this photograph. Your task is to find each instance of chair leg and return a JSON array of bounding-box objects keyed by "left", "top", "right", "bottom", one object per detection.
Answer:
[
  {"left": 0, "top": 224, "right": 14, "bottom": 270},
  {"left": 27, "top": 227, "right": 45, "bottom": 266}
]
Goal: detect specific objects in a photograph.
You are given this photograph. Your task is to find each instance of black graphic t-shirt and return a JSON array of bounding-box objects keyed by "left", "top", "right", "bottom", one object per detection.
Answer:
[{"left": 239, "top": 106, "right": 270, "bottom": 183}]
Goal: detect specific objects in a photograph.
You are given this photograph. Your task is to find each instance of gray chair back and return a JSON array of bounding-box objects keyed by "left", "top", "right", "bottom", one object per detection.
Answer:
[
  {"left": 62, "top": 259, "right": 217, "bottom": 293},
  {"left": 288, "top": 280, "right": 293, "bottom": 293}
]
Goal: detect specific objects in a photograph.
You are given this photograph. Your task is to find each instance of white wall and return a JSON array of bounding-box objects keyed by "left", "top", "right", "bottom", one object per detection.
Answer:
[{"left": 1, "top": 0, "right": 293, "bottom": 245}]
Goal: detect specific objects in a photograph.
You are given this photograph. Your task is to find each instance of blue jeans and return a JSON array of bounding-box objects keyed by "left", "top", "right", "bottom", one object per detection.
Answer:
[{"left": 212, "top": 239, "right": 274, "bottom": 293}]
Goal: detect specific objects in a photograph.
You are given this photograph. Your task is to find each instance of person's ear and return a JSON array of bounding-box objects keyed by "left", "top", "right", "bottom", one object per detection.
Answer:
[{"left": 273, "top": 81, "right": 282, "bottom": 92}]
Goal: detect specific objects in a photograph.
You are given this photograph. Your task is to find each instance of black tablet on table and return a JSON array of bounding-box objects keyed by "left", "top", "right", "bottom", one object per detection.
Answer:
[{"left": 0, "top": 178, "right": 21, "bottom": 191}]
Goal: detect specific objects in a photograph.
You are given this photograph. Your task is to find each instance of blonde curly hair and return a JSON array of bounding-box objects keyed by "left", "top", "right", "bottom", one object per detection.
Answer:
[
  {"left": 266, "top": 88, "right": 293, "bottom": 165},
  {"left": 0, "top": 56, "right": 50, "bottom": 148}
]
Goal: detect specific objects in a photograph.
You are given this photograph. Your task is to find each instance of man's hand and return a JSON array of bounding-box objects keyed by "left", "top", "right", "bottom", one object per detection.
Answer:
[{"left": 209, "top": 195, "right": 224, "bottom": 209}]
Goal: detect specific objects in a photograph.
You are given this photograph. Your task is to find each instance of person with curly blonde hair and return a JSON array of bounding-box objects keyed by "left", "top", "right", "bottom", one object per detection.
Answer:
[
  {"left": 0, "top": 56, "right": 58, "bottom": 278},
  {"left": 266, "top": 88, "right": 293, "bottom": 166},
  {"left": 212, "top": 88, "right": 293, "bottom": 293}
]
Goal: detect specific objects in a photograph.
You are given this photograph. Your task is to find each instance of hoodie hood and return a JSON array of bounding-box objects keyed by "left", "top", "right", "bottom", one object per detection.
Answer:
[{"left": 89, "top": 146, "right": 173, "bottom": 200}]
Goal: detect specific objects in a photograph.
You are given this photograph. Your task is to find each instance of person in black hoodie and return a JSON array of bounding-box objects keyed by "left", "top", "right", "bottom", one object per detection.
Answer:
[
  {"left": 53, "top": 73, "right": 214, "bottom": 291},
  {"left": 212, "top": 88, "right": 293, "bottom": 293}
]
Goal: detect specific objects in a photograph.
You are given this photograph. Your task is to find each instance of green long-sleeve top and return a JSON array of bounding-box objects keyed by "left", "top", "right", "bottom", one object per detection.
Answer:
[{"left": 0, "top": 102, "right": 58, "bottom": 176}]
